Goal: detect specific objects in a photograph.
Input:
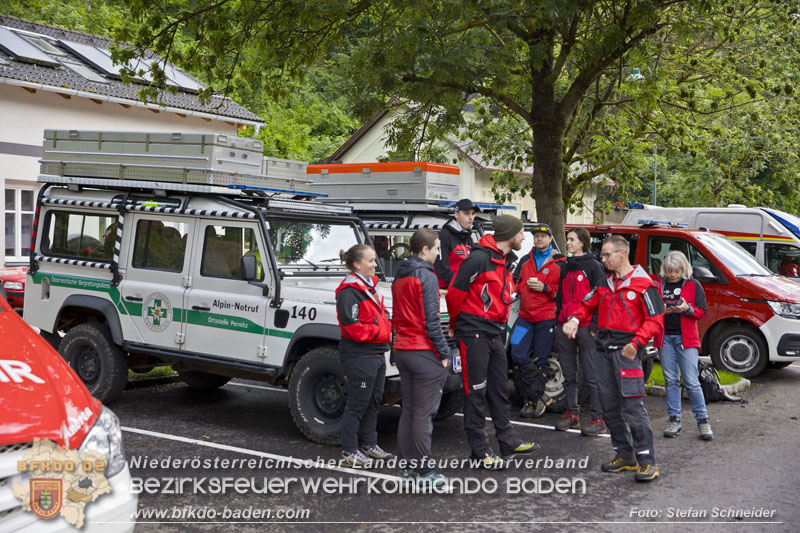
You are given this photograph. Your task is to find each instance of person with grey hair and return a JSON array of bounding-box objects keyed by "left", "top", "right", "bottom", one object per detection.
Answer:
[{"left": 654, "top": 250, "right": 712, "bottom": 441}]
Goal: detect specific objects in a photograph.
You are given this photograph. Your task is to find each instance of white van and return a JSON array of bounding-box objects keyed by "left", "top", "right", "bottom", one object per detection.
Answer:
[{"left": 622, "top": 204, "right": 800, "bottom": 278}]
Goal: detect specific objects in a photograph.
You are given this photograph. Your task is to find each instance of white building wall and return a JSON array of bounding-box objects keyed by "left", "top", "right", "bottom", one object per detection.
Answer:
[{"left": 0, "top": 85, "right": 242, "bottom": 267}]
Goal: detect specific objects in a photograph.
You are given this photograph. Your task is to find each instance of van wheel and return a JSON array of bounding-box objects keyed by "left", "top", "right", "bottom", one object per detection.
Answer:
[
  {"left": 433, "top": 391, "right": 463, "bottom": 421},
  {"left": 60, "top": 323, "right": 128, "bottom": 404},
  {"left": 179, "top": 371, "right": 231, "bottom": 390},
  {"left": 289, "top": 347, "right": 345, "bottom": 445},
  {"left": 711, "top": 325, "right": 768, "bottom": 378}
]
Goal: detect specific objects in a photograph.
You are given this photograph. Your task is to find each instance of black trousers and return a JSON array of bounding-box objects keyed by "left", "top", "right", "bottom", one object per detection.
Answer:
[
  {"left": 340, "top": 354, "right": 386, "bottom": 452},
  {"left": 396, "top": 350, "right": 447, "bottom": 474},
  {"left": 555, "top": 326, "right": 603, "bottom": 419},
  {"left": 595, "top": 349, "right": 655, "bottom": 464},
  {"left": 457, "top": 333, "right": 520, "bottom": 458}
]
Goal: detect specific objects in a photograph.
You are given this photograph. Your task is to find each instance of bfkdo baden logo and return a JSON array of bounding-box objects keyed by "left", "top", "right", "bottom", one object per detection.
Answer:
[
  {"left": 13, "top": 439, "right": 111, "bottom": 528},
  {"left": 30, "top": 478, "right": 63, "bottom": 519}
]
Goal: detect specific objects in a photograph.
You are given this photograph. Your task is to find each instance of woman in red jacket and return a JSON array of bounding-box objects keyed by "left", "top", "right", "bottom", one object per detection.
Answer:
[
  {"left": 656, "top": 251, "right": 712, "bottom": 441},
  {"left": 392, "top": 229, "right": 450, "bottom": 489},
  {"left": 336, "top": 244, "right": 393, "bottom": 468}
]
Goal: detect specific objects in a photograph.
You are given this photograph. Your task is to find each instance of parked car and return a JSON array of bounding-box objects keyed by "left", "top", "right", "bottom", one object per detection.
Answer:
[
  {"left": 0, "top": 292, "right": 137, "bottom": 532},
  {"left": 0, "top": 265, "right": 28, "bottom": 309},
  {"left": 568, "top": 222, "right": 800, "bottom": 377},
  {"left": 621, "top": 204, "right": 800, "bottom": 278}
]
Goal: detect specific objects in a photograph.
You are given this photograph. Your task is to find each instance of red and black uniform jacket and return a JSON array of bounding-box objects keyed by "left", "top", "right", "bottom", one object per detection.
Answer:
[
  {"left": 391, "top": 255, "right": 451, "bottom": 360},
  {"left": 434, "top": 219, "right": 474, "bottom": 289},
  {"left": 446, "top": 234, "right": 515, "bottom": 336},
  {"left": 557, "top": 252, "right": 606, "bottom": 328},
  {"left": 514, "top": 248, "right": 565, "bottom": 322},
  {"left": 571, "top": 265, "right": 665, "bottom": 351},
  {"left": 336, "top": 273, "right": 392, "bottom": 359},
  {"left": 654, "top": 277, "right": 707, "bottom": 349}
]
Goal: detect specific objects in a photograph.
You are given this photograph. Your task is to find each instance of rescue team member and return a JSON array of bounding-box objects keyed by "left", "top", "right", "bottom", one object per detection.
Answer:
[
  {"left": 336, "top": 244, "right": 393, "bottom": 468},
  {"left": 554, "top": 227, "right": 607, "bottom": 435},
  {"left": 446, "top": 215, "right": 539, "bottom": 468},
  {"left": 510, "top": 223, "right": 565, "bottom": 418},
  {"left": 656, "top": 251, "right": 713, "bottom": 440},
  {"left": 435, "top": 198, "right": 480, "bottom": 289},
  {"left": 392, "top": 229, "right": 450, "bottom": 489},
  {"left": 563, "top": 236, "right": 664, "bottom": 482}
]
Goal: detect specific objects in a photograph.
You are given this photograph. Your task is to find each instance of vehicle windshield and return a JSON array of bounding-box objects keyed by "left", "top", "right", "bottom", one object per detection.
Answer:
[
  {"left": 695, "top": 232, "right": 774, "bottom": 276},
  {"left": 762, "top": 208, "right": 800, "bottom": 241},
  {"left": 266, "top": 218, "right": 362, "bottom": 273}
]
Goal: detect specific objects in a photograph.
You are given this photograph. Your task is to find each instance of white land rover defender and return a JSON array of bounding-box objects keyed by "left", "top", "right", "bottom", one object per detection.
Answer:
[{"left": 23, "top": 130, "right": 459, "bottom": 445}]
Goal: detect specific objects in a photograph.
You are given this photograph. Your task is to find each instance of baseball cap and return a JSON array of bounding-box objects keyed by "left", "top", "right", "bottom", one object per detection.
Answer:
[
  {"left": 455, "top": 198, "right": 481, "bottom": 213},
  {"left": 530, "top": 223, "right": 553, "bottom": 236}
]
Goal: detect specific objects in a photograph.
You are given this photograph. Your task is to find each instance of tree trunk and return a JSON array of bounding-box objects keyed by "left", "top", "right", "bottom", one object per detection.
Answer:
[{"left": 530, "top": 120, "right": 567, "bottom": 253}]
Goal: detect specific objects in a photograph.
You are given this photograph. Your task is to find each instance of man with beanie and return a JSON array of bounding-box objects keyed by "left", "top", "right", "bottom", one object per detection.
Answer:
[
  {"left": 510, "top": 224, "right": 565, "bottom": 418},
  {"left": 435, "top": 198, "right": 480, "bottom": 289},
  {"left": 446, "top": 215, "right": 540, "bottom": 468}
]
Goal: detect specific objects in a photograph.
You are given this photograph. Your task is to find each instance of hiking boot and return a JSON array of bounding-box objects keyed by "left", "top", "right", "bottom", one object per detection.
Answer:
[
  {"left": 581, "top": 419, "right": 607, "bottom": 436},
  {"left": 532, "top": 395, "right": 553, "bottom": 418},
  {"left": 555, "top": 412, "right": 580, "bottom": 431},
  {"left": 697, "top": 419, "right": 714, "bottom": 440},
  {"left": 474, "top": 452, "right": 506, "bottom": 470},
  {"left": 663, "top": 416, "right": 682, "bottom": 438},
  {"left": 416, "top": 470, "right": 449, "bottom": 491},
  {"left": 501, "top": 441, "right": 541, "bottom": 458},
  {"left": 340, "top": 449, "right": 373, "bottom": 468},
  {"left": 600, "top": 456, "right": 637, "bottom": 473},
  {"left": 361, "top": 444, "right": 392, "bottom": 460},
  {"left": 519, "top": 401, "right": 536, "bottom": 418},
  {"left": 634, "top": 462, "right": 660, "bottom": 482}
]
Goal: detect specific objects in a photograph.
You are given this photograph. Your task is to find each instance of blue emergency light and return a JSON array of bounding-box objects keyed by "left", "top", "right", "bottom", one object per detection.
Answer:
[
  {"left": 638, "top": 219, "right": 689, "bottom": 228},
  {"left": 228, "top": 185, "right": 328, "bottom": 197}
]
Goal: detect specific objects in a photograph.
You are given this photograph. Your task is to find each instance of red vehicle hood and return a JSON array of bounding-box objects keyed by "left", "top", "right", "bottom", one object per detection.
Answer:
[
  {"left": 0, "top": 299, "right": 100, "bottom": 448},
  {"left": 738, "top": 275, "right": 800, "bottom": 303},
  {"left": 0, "top": 266, "right": 28, "bottom": 283}
]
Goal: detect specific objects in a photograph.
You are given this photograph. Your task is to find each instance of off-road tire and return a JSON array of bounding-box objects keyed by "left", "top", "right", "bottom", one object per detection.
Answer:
[
  {"left": 433, "top": 391, "right": 464, "bottom": 421},
  {"left": 179, "top": 371, "right": 231, "bottom": 390},
  {"left": 289, "top": 346, "right": 346, "bottom": 445},
  {"left": 59, "top": 323, "right": 128, "bottom": 404}
]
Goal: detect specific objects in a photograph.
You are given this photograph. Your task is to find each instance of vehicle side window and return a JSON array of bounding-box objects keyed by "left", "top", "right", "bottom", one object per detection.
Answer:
[
  {"left": 43, "top": 210, "right": 116, "bottom": 261},
  {"left": 589, "top": 233, "right": 636, "bottom": 264},
  {"left": 736, "top": 241, "right": 758, "bottom": 257},
  {"left": 647, "top": 237, "right": 712, "bottom": 276},
  {"left": 765, "top": 243, "right": 800, "bottom": 276},
  {"left": 201, "top": 225, "right": 263, "bottom": 280},
  {"left": 371, "top": 234, "right": 410, "bottom": 279},
  {"left": 132, "top": 219, "right": 189, "bottom": 272}
]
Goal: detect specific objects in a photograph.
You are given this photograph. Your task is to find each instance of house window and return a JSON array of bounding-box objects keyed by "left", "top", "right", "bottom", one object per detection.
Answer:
[{"left": 4, "top": 187, "right": 35, "bottom": 261}]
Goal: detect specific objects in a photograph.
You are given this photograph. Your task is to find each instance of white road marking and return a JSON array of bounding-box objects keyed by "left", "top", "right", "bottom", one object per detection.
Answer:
[
  {"left": 225, "top": 381, "right": 610, "bottom": 437},
  {"left": 121, "top": 425, "right": 404, "bottom": 482}
]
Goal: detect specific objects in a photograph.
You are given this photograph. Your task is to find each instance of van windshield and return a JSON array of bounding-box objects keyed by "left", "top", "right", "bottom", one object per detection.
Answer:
[
  {"left": 695, "top": 232, "right": 774, "bottom": 276},
  {"left": 762, "top": 208, "right": 800, "bottom": 241}
]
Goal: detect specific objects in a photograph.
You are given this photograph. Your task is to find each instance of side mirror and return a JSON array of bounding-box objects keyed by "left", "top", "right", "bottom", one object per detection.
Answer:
[
  {"left": 693, "top": 265, "right": 717, "bottom": 283},
  {"left": 240, "top": 255, "right": 258, "bottom": 281}
]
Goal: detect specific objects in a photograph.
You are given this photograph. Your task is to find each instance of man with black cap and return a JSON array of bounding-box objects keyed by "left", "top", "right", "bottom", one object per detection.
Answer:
[
  {"left": 435, "top": 198, "right": 480, "bottom": 289},
  {"left": 510, "top": 224, "right": 565, "bottom": 418},
  {"left": 446, "top": 214, "right": 540, "bottom": 468}
]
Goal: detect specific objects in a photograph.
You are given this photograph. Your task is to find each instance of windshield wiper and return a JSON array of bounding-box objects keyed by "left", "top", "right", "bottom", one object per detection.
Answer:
[
  {"left": 739, "top": 273, "right": 775, "bottom": 277},
  {"left": 301, "top": 258, "right": 319, "bottom": 271}
]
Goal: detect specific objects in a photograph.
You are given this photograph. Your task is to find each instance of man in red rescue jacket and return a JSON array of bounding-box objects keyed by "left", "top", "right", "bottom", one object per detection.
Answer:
[
  {"left": 563, "top": 235, "right": 664, "bottom": 483},
  {"left": 446, "top": 215, "right": 539, "bottom": 468},
  {"left": 510, "top": 224, "right": 565, "bottom": 418},
  {"left": 434, "top": 198, "right": 479, "bottom": 289}
]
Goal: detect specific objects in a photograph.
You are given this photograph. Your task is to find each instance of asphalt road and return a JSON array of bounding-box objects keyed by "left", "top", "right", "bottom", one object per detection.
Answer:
[{"left": 113, "top": 363, "right": 800, "bottom": 532}]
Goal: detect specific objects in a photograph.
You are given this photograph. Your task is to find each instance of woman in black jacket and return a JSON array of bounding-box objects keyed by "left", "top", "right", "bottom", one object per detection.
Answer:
[{"left": 554, "top": 227, "right": 607, "bottom": 435}]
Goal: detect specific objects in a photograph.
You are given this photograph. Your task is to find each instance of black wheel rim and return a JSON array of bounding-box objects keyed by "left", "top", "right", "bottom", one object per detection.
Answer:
[
  {"left": 75, "top": 345, "right": 101, "bottom": 385},
  {"left": 312, "top": 373, "right": 346, "bottom": 419}
]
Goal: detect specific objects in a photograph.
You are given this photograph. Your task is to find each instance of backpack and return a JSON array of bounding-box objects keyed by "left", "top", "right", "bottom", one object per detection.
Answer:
[{"left": 698, "top": 361, "right": 742, "bottom": 403}]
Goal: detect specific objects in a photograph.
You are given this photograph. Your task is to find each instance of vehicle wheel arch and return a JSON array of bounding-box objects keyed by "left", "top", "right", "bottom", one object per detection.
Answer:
[
  {"left": 54, "top": 295, "right": 124, "bottom": 345},
  {"left": 281, "top": 323, "right": 340, "bottom": 378},
  {"left": 707, "top": 317, "right": 769, "bottom": 378}
]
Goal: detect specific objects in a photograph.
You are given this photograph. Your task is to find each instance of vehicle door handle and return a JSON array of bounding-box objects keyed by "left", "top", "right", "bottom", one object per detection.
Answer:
[
  {"left": 125, "top": 296, "right": 143, "bottom": 302},
  {"left": 192, "top": 305, "right": 210, "bottom": 312}
]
